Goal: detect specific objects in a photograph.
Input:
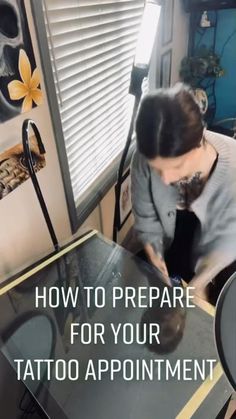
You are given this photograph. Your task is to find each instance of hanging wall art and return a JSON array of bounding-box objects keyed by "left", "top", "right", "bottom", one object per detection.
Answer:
[
  {"left": 0, "top": 136, "right": 46, "bottom": 199},
  {"left": 0, "top": 0, "right": 43, "bottom": 123},
  {"left": 115, "top": 169, "right": 132, "bottom": 230},
  {"left": 160, "top": 49, "right": 172, "bottom": 88}
]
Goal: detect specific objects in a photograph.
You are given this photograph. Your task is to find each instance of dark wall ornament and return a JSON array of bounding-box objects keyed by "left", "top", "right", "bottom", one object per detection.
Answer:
[{"left": 0, "top": 0, "right": 43, "bottom": 123}]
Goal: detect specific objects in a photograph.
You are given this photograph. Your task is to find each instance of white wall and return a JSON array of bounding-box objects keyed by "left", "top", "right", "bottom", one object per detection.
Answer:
[
  {"left": 149, "top": 0, "right": 189, "bottom": 89},
  {"left": 0, "top": 0, "right": 71, "bottom": 280},
  {"left": 80, "top": 182, "right": 134, "bottom": 245},
  {"left": 171, "top": 0, "right": 190, "bottom": 84}
]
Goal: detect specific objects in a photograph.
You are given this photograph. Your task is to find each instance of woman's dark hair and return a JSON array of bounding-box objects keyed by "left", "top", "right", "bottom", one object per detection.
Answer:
[
  {"left": 140, "top": 305, "right": 186, "bottom": 355},
  {"left": 135, "top": 83, "right": 204, "bottom": 159}
]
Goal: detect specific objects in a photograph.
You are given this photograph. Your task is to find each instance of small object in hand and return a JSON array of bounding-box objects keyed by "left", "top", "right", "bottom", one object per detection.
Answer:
[{"left": 170, "top": 275, "right": 183, "bottom": 287}]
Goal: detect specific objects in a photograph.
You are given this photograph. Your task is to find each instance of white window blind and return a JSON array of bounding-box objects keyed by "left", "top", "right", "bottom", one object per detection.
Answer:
[{"left": 43, "top": 0, "right": 144, "bottom": 206}]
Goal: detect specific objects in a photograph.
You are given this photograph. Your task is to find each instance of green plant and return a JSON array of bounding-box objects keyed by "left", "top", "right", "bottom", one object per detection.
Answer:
[{"left": 179, "top": 45, "right": 224, "bottom": 87}]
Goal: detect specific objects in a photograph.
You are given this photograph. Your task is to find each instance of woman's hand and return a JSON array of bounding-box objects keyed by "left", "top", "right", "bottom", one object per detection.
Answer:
[
  {"left": 144, "top": 244, "right": 171, "bottom": 286},
  {"left": 189, "top": 281, "right": 208, "bottom": 301}
]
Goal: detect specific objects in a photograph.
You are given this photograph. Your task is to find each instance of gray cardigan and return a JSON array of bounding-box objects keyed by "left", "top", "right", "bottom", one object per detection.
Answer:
[{"left": 131, "top": 130, "right": 236, "bottom": 285}]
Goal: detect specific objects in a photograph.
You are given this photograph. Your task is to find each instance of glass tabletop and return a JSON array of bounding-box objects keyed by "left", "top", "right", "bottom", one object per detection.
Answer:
[{"left": 0, "top": 231, "right": 232, "bottom": 419}]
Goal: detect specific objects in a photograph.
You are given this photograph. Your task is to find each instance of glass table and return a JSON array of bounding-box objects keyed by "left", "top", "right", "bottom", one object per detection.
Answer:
[{"left": 0, "top": 230, "right": 232, "bottom": 419}]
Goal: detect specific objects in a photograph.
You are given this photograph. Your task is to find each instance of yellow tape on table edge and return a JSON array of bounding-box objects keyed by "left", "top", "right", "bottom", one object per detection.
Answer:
[
  {"left": 182, "top": 280, "right": 215, "bottom": 317},
  {"left": 0, "top": 230, "right": 97, "bottom": 296},
  {"left": 176, "top": 362, "right": 223, "bottom": 419}
]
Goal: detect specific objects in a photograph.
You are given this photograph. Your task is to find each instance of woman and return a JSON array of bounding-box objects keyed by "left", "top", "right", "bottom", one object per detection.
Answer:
[{"left": 131, "top": 83, "right": 236, "bottom": 302}]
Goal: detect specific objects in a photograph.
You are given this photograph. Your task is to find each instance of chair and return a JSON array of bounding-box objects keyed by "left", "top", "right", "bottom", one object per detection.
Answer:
[
  {"left": 215, "top": 271, "right": 236, "bottom": 391},
  {"left": 211, "top": 118, "right": 236, "bottom": 139}
]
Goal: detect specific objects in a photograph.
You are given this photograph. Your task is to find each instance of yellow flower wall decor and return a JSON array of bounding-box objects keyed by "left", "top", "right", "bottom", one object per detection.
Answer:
[{"left": 7, "top": 49, "right": 43, "bottom": 113}]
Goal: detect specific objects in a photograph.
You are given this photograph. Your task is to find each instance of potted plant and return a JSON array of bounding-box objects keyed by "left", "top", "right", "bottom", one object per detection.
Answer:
[{"left": 179, "top": 45, "right": 224, "bottom": 88}]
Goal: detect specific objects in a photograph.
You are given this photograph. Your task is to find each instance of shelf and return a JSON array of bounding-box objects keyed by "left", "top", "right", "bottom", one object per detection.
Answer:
[{"left": 197, "top": 24, "right": 216, "bottom": 28}]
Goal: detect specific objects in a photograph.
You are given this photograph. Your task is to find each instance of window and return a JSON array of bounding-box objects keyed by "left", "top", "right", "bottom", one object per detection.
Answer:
[{"left": 33, "top": 0, "right": 144, "bottom": 230}]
